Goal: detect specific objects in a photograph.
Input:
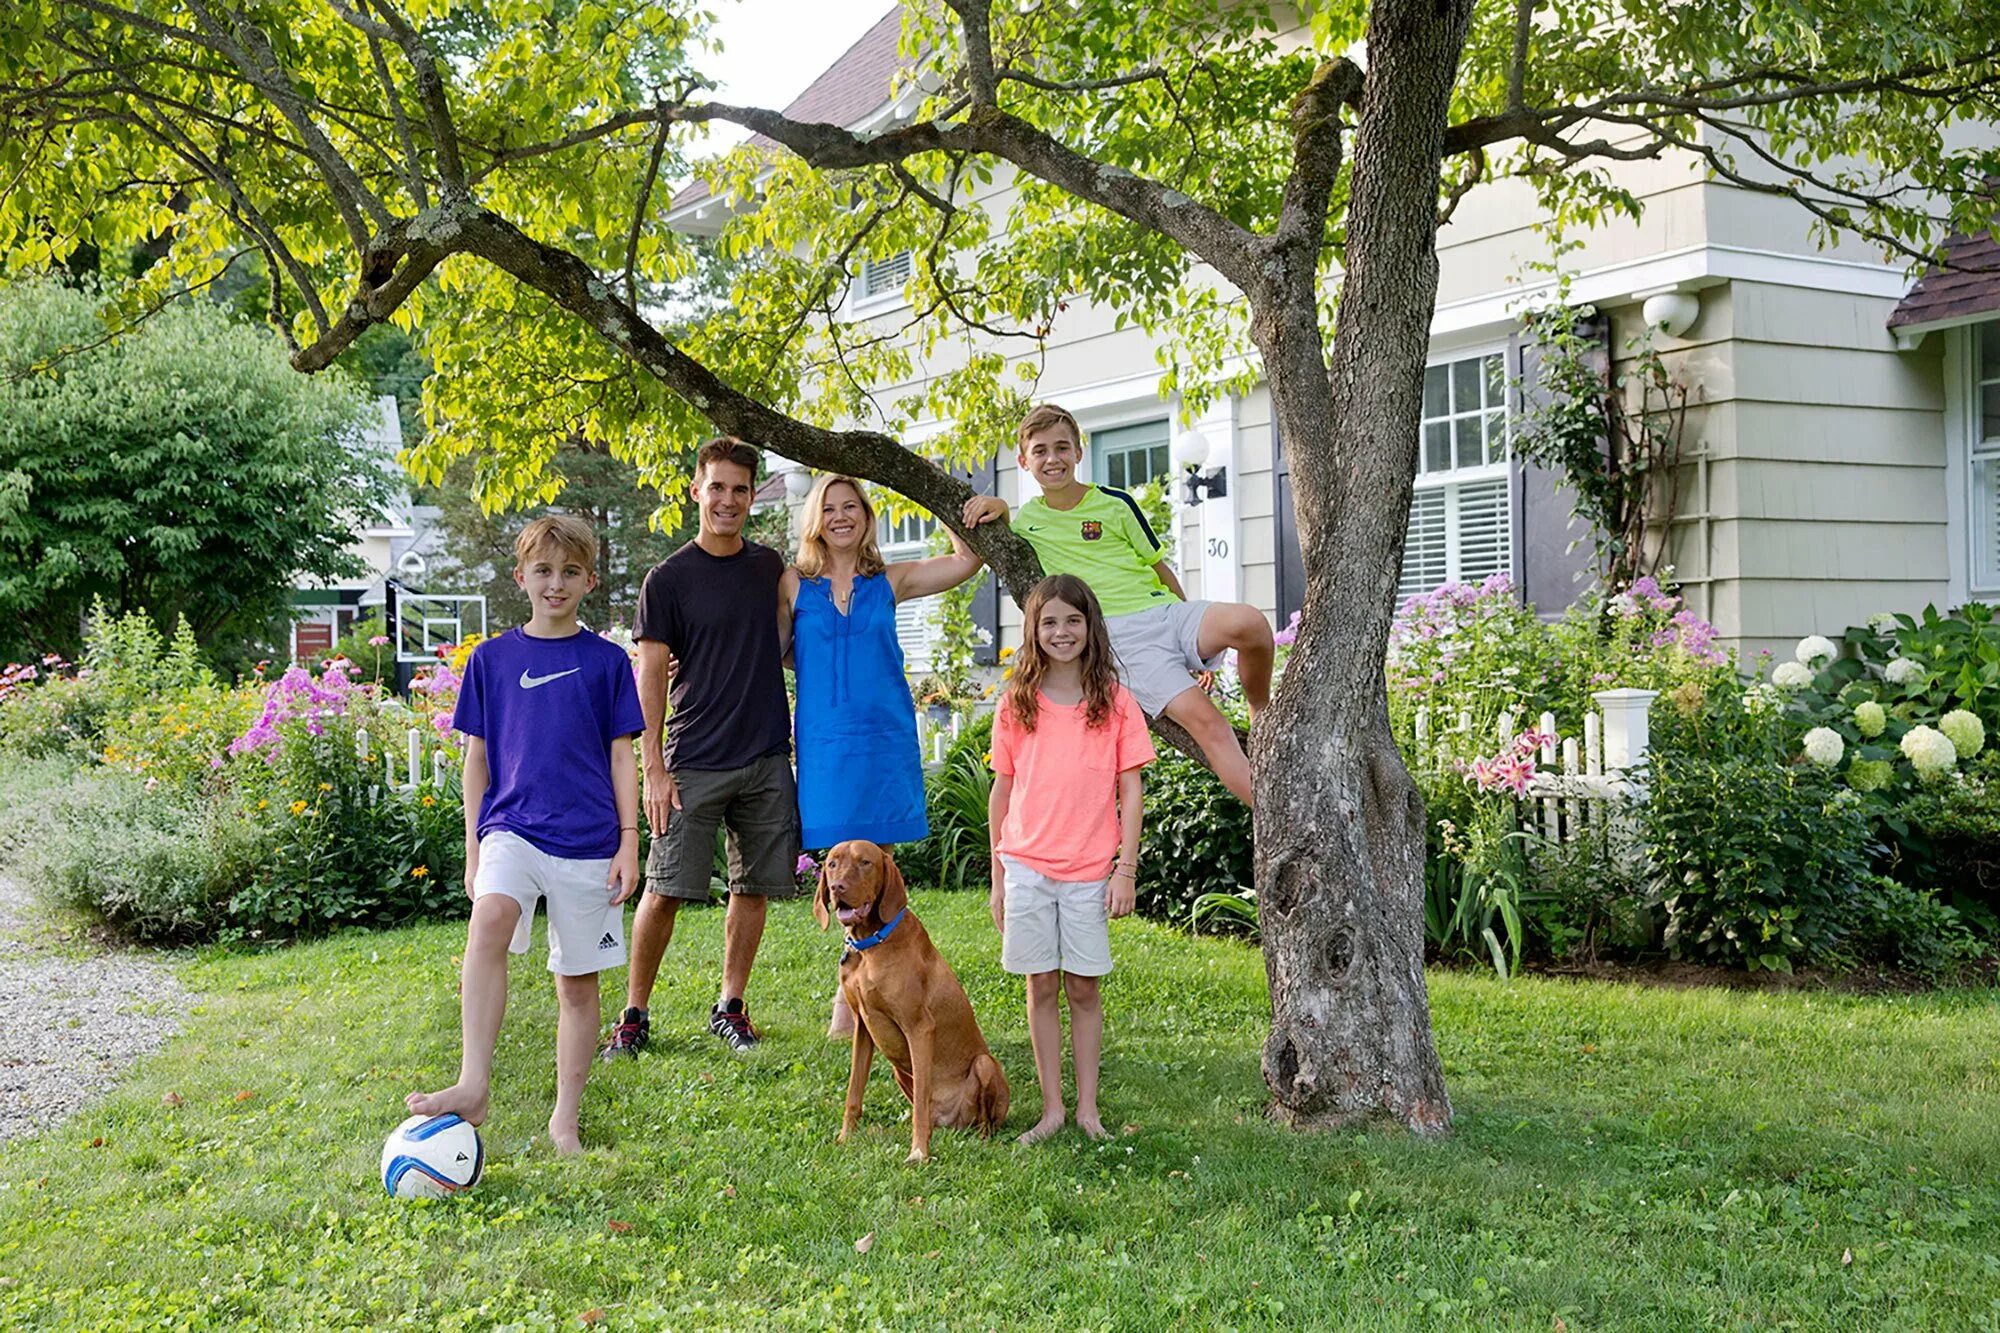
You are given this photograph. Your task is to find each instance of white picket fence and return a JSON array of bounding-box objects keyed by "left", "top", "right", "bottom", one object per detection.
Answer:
[
  {"left": 355, "top": 725, "right": 455, "bottom": 792},
  {"left": 1412, "top": 688, "right": 1658, "bottom": 844}
]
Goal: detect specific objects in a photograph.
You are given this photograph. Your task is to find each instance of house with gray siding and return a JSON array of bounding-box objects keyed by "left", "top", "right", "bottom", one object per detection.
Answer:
[{"left": 670, "top": 8, "right": 1991, "bottom": 667}]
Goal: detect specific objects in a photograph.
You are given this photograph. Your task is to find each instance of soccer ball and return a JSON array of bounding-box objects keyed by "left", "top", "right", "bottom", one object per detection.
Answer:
[{"left": 380, "top": 1113, "right": 484, "bottom": 1198}]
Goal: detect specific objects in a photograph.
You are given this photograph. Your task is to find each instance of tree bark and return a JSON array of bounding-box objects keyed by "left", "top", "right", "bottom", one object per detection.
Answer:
[{"left": 1246, "top": 0, "right": 1472, "bottom": 1134}]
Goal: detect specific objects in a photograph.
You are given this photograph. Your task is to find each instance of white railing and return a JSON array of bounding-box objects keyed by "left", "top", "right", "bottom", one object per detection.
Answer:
[
  {"left": 356, "top": 725, "right": 456, "bottom": 793},
  {"left": 1412, "top": 688, "right": 1657, "bottom": 844}
]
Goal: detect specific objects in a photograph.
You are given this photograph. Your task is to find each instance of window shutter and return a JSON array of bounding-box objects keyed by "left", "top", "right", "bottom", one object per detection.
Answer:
[
  {"left": 1399, "top": 487, "right": 1448, "bottom": 598},
  {"left": 1455, "top": 477, "right": 1510, "bottom": 584},
  {"left": 885, "top": 550, "right": 935, "bottom": 669}
]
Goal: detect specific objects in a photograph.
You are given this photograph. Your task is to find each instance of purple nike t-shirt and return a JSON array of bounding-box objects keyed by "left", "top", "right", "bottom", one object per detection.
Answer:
[{"left": 452, "top": 628, "right": 647, "bottom": 860}]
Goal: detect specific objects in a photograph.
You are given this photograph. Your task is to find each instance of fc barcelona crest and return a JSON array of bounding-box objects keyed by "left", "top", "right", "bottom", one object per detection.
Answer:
[{"left": 1080, "top": 520, "right": 1103, "bottom": 541}]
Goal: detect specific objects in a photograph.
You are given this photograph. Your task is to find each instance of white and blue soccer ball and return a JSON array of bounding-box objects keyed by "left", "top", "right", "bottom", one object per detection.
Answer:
[{"left": 381, "top": 1113, "right": 484, "bottom": 1199}]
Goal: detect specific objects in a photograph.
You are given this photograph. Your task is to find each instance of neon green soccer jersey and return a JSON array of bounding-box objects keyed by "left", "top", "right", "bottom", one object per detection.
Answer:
[{"left": 1014, "top": 486, "right": 1175, "bottom": 618}]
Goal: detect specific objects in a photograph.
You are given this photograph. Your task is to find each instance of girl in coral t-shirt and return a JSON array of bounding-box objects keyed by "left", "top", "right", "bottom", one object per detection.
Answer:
[{"left": 988, "top": 574, "right": 1155, "bottom": 1144}]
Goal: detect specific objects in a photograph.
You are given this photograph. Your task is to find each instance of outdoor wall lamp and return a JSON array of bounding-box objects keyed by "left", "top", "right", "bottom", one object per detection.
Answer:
[
  {"left": 1174, "top": 428, "right": 1228, "bottom": 504},
  {"left": 1639, "top": 287, "right": 1700, "bottom": 339}
]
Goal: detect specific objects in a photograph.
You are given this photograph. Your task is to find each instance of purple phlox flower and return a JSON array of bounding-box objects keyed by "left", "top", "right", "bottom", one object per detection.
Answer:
[
  {"left": 210, "top": 756, "right": 224, "bottom": 769},
  {"left": 1627, "top": 576, "right": 1661, "bottom": 599},
  {"left": 1272, "top": 610, "right": 1302, "bottom": 647},
  {"left": 1589, "top": 671, "right": 1616, "bottom": 686},
  {"left": 431, "top": 711, "right": 454, "bottom": 736},
  {"left": 796, "top": 852, "right": 819, "bottom": 878}
]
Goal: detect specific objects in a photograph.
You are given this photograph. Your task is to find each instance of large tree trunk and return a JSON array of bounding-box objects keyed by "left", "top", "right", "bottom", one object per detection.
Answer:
[{"left": 1247, "top": 0, "right": 1472, "bottom": 1133}]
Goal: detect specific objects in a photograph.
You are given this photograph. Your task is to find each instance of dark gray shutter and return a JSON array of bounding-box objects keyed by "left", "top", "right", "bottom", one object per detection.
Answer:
[
  {"left": 1510, "top": 318, "right": 1606, "bottom": 615},
  {"left": 971, "top": 453, "right": 1000, "bottom": 665},
  {"left": 1274, "top": 423, "right": 1306, "bottom": 625}
]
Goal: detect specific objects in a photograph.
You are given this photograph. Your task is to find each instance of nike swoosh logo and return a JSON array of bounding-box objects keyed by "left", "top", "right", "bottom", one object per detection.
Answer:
[{"left": 519, "top": 667, "right": 582, "bottom": 689}]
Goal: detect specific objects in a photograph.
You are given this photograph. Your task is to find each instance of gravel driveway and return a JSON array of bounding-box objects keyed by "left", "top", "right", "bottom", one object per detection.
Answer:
[{"left": 0, "top": 874, "right": 185, "bottom": 1144}]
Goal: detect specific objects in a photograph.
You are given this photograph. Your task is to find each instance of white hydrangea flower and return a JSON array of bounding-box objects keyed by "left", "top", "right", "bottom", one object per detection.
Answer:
[
  {"left": 1795, "top": 635, "right": 1838, "bottom": 668},
  {"left": 1771, "top": 661, "right": 1814, "bottom": 690},
  {"left": 1867, "top": 612, "right": 1899, "bottom": 634},
  {"left": 1900, "top": 724, "right": 1957, "bottom": 779},
  {"left": 1853, "top": 701, "right": 1887, "bottom": 738},
  {"left": 1884, "top": 657, "right": 1922, "bottom": 685},
  {"left": 1801, "top": 727, "right": 1844, "bottom": 767},
  {"left": 1940, "top": 709, "right": 1985, "bottom": 760}
]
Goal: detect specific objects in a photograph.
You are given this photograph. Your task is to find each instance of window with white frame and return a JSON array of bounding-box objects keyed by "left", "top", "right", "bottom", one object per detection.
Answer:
[
  {"left": 1399, "top": 350, "right": 1512, "bottom": 599},
  {"left": 878, "top": 505, "right": 939, "bottom": 668},
  {"left": 1091, "top": 418, "right": 1172, "bottom": 492},
  {"left": 1970, "top": 322, "right": 2000, "bottom": 590},
  {"left": 856, "top": 250, "right": 913, "bottom": 304}
]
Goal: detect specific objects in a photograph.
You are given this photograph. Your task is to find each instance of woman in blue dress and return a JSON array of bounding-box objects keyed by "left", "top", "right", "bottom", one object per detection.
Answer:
[{"left": 780, "top": 473, "right": 984, "bottom": 1034}]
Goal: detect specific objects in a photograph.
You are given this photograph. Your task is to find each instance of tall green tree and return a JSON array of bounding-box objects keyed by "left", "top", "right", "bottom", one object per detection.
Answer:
[
  {"left": 0, "top": 276, "right": 388, "bottom": 663},
  {"left": 4, "top": 0, "right": 1995, "bottom": 1129},
  {"left": 426, "top": 441, "right": 697, "bottom": 631}
]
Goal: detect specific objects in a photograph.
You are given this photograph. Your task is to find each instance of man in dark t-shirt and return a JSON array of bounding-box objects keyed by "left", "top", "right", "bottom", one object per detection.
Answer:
[{"left": 601, "top": 437, "right": 799, "bottom": 1057}]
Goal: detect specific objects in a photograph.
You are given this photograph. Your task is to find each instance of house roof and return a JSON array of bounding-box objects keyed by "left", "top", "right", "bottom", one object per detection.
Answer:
[
  {"left": 670, "top": 6, "right": 910, "bottom": 213},
  {"left": 1888, "top": 231, "right": 2000, "bottom": 334}
]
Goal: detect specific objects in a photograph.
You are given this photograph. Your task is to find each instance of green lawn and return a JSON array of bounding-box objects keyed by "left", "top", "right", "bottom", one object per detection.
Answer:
[{"left": 3, "top": 891, "right": 1997, "bottom": 1331}]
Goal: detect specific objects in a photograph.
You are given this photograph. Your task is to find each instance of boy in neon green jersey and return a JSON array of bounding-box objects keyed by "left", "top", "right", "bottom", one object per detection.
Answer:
[{"left": 964, "top": 403, "right": 1272, "bottom": 806}]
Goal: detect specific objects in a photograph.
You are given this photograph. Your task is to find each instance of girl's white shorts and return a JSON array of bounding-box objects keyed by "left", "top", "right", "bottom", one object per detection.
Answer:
[{"left": 999, "top": 854, "right": 1113, "bottom": 978}]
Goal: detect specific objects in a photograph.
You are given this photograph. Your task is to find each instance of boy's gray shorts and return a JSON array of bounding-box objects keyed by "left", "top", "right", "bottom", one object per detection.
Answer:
[
  {"left": 1106, "top": 600, "right": 1223, "bottom": 717},
  {"left": 644, "top": 754, "right": 802, "bottom": 901}
]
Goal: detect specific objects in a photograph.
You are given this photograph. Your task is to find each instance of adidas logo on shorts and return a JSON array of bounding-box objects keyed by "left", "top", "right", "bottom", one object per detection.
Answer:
[{"left": 598, "top": 932, "right": 617, "bottom": 950}]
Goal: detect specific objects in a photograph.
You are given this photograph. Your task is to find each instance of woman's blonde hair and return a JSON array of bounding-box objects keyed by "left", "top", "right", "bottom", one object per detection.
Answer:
[
  {"left": 1005, "top": 574, "right": 1119, "bottom": 732},
  {"left": 794, "top": 474, "right": 887, "bottom": 578}
]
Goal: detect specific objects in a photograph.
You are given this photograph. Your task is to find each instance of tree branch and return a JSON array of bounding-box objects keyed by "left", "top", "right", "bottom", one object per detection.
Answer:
[
  {"left": 180, "top": 0, "right": 390, "bottom": 246},
  {"left": 944, "top": 0, "right": 998, "bottom": 106},
  {"left": 1273, "top": 58, "right": 1365, "bottom": 262},
  {"left": 1506, "top": 0, "right": 1533, "bottom": 112},
  {"left": 624, "top": 119, "right": 670, "bottom": 307},
  {"left": 364, "top": 0, "right": 466, "bottom": 190}
]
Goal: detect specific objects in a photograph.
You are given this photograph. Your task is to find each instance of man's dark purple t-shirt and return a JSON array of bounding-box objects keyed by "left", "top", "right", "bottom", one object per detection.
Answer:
[
  {"left": 451, "top": 627, "right": 646, "bottom": 859},
  {"left": 635, "top": 540, "right": 790, "bottom": 772}
]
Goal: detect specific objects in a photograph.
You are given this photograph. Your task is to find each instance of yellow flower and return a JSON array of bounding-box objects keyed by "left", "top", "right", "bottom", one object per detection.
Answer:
[
  {"left": 318, "top": 782, "right": 332, "bottom": 791},
  {"left": 411, "top": 865, "right": 429, "bottom": 879},
  {"left": 999, "top": 646, "right": 1015, "bottom": 660},
  {"left": 289, "top": 799, "right": 308, "bottom": 816},
  {"left": 982, "top": 751, "right": 993, "bottom": 764},
  {"left": 421, "top": 795, "right": 436, "bottom": 807},
  {"left": 257, "top": 799, "right": 268, "bottom": 810}
]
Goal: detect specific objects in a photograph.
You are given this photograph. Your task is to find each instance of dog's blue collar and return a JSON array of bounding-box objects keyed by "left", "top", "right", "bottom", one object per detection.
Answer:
[{"left": 844, "top": 908, "right": 906, "bottom": 955}]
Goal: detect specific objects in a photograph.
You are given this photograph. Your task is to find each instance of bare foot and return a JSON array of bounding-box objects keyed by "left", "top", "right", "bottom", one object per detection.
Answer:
[
  {"left": 1075, "top": 1109, "right": 1109, "bottom": 1141},
  {"left": 549, "top": 1116, "right": 583, "bottom": 1156},
  {"left": 1017, "top": 1109, "right": 1065, "bottom": 1145},
  {"left": 405, "top": 1082, "right": 489, "bottom": 1126}
]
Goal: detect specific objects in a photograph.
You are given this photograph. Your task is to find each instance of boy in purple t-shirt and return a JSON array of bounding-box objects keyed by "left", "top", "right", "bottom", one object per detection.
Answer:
[{"left": 406, "top": 516, "right": 646, "bottom": 1155}]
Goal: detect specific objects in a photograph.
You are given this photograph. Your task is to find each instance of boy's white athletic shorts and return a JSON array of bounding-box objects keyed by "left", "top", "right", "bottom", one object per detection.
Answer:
[
  {"left": 999, "top": 855, "right": 1113, "bottom": 978},
  {"left": 1106, "top": 599, "right": 1225, "bottom": 717},
  {"left": 473, "top": 830, "right": 626, "bottom": 976}
]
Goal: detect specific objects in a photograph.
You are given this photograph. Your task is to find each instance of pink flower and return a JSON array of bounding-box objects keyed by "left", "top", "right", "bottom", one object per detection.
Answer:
[
  {"left": 367, "top": 635, "right": 391, "bottom": 647},
  {"left": 796, "top": 853, "right": 819, "bottom": 878},
  {"left": 1273, "top": 611, "right": 1302, "bottom": 647}
]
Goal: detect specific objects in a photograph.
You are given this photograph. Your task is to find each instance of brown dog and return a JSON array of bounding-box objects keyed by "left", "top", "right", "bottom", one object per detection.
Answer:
[{"left": 814, "top": 840, "right": 1009, "bottom": 1161}]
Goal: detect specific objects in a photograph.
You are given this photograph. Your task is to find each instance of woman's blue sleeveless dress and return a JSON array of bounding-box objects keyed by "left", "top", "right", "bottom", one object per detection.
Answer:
[{"left": 793, "top": 571, "right": 929, "bottom": 849}]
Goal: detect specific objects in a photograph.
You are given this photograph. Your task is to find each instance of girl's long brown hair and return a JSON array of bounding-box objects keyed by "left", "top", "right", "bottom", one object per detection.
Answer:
[{"left": 1006, "top": 574, "right": 1119, "bottom": 732}]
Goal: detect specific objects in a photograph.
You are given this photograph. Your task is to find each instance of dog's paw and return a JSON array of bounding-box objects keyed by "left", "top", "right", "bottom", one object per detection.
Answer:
[{"left": 904, "top": 1147, "right": 930, "bottom": 1164}]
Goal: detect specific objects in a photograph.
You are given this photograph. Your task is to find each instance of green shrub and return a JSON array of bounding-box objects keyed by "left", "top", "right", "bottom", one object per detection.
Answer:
[
  {"left": 16, "top": 769, "right": 268, "bottom": 942},
  {"left": 1837, "top": 875, "right": 1986, "bottom": 979},
  {"left": 900, "top": 712, "right": 992, "bottom": 889},
  {"left": 1134, "top": 746, "right": 1253, "bottom": 926},
  {"left": 1880, "top": 753, "right": 2000, "bottom": 939},
  {"left": 0, "top": 671, "right": 102, "bottom": 759},
  {"left": 1641, "top": 752, "right": 1876, "bottom": 971},
  {"left": 321, "top": 612, "right": 397, "bottom": 687}
]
